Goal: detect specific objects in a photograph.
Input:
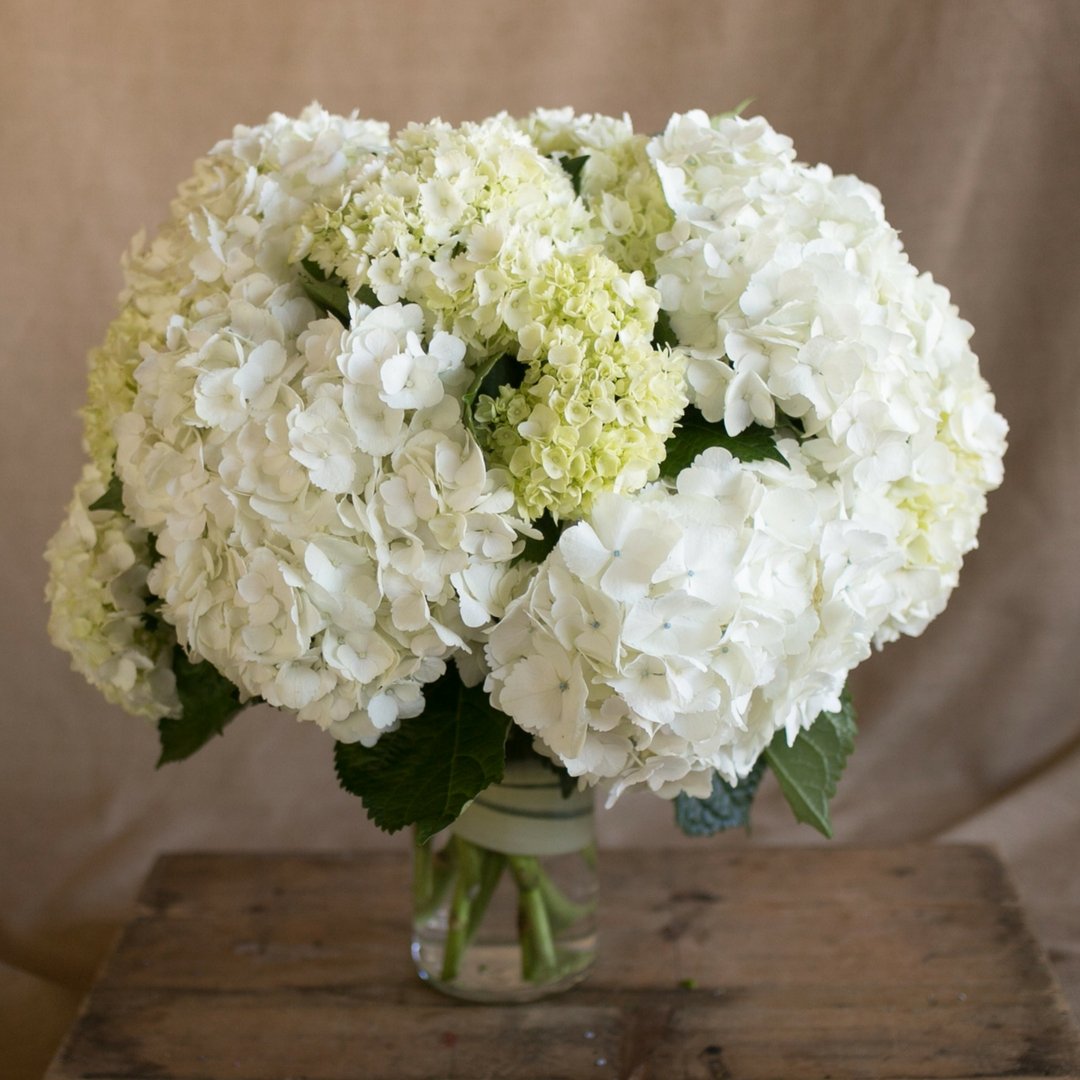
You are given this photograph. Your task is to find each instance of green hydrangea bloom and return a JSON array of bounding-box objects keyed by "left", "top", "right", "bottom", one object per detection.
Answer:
[{"left": 476, "top": 249, "right": 686, "bottom": 520}]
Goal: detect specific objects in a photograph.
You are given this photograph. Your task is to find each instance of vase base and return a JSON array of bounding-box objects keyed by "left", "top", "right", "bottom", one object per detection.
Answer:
[{"left": 411, "top": 935, "right": 595, "bottom": 1003}]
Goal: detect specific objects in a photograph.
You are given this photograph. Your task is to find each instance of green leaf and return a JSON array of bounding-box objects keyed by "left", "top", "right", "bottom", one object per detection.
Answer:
[
  {"left": 299, "top": 257, "right": 350, "bottom": 325},
  {"left": 764, "top": 689, "right": 857, "bottom": 838},
  {"left": 147, "top": 532, "right": 163, "bottom": 569},
  {"left": 88, "top": 473, "right": 124, "bottom": 513},
  {"left": 560, "top": 154, "right": 589, "bottom": 196},
  {"left": 355, "top": 284, "right": 380, "bottom": 308},
  {"left": 156, "top": 646, "right": 245, "bottom": 766},
  {"left": 674, "top": 757, "right": 766, "bottom": 837},
  {"left": 514, "top": 512, "right": 562, "bottom": 566},
  {"left": 659, "top": 406, "right": 787, "bottom": 479},
  {"left": 334, "top": 669, "right": 511, "bottom": 841},
  {"left": 653, "top": 308, "right": 678, "bottom": 350},
  {"left": 139, "top": 598, "right": 163, "bottom": 634},
  {"left": 302, "top": 257, "right": 331, "bottom": 282}
]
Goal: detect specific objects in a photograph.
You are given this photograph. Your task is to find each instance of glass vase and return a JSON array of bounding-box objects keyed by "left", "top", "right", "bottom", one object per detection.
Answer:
[{"left": 411, "top": 755, "right": 598, "bottom": 1002}]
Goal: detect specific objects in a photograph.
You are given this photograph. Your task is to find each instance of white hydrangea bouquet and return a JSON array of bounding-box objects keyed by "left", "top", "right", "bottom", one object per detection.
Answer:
[{"left": 46, "top": 104, "right": 1005, "bottom": 997}]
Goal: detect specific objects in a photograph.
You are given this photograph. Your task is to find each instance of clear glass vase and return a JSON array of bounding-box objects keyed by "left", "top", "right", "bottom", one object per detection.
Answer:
[{"left": 411, "top": 755, "right": 598, "bottom": 1002}]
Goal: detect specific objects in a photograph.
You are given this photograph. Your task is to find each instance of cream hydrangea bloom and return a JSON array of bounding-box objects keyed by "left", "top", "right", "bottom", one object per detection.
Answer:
[
  {"left": 486, "top": 445, "right": 901, "bottom": 799},
  {"left": 647, "top": 110, "right": 1007, "bottom": 644},
  {"left": 82, "top": 105, "right": 390, "bottom": 476},
  {"left": 118, "top": 291, "right": 531, "bottom": 745},
  {"left": 45, "top": 465, "right": 179, "bottom": 720},
  {"left": 475, "top": 250, "right": 686, "bottom": 519},
  {"left": 53, "top": 107, "right": 528, "bottom": 740}
]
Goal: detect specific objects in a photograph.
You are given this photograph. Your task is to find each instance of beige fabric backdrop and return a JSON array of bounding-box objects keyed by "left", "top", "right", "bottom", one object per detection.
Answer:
[{"left": 2, "top": 1, "right": 1078, "bottom": 1075}]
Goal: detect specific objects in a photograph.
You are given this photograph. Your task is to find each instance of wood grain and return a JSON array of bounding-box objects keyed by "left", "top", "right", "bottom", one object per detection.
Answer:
[{"left": 45, "top": 845, "right": 1080, "bottom": 1079}]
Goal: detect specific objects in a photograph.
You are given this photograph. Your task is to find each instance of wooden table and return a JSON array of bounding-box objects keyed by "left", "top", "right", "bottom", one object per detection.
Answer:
[{"left": 46, "top": 845, "right": 1080, "bottom": 1079}]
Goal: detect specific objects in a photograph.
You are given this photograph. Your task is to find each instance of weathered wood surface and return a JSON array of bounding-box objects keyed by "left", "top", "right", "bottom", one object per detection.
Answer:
[{"left": 45, "top": 845, "right": 1080, "bottom": 1080}]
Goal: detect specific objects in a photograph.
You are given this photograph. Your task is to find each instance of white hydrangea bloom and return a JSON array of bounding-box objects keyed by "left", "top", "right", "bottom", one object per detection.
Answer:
[
  {"left": 486, "top": 446, "right": 902, "bottom": 799},
  {"left": 58, "top": 106, "right": 532, "bottom": 749},
  {"left": 486, "top": 110, "right": 1005, "bottom": 799},
  {"left": 121, "top": 293, "right": 531, "bottom": 746},
  {"left": 45, "top": 465, "right": 179, "bottom": 720},
  {"left": 647, "top": 110, "right": 1007, "bottom": 644}
]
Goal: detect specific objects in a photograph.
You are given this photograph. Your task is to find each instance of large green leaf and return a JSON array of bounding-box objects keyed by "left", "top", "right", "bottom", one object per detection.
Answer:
[
  {"left": 156, "top": 647, "right": 245, "bottom": 766},
  {"left": 764, "top": 689, "right": 857, "bottom": 838},
  {"left": 659, "top": 406, "right": 787, "bottom": 479},
  {"left": 674, "top": 757, "right": 766, "bottom": 837},
  {"left": 334, "top": 670, "right": 512, "bottom": 842}
]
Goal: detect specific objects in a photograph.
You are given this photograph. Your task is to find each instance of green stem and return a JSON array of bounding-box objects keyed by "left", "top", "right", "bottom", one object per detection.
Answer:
[
  {"left": 425, "top": 834, "right": 595, "bottom": 989},
  {"left": 537, "top": 871, "right": 594, "bottom": 934},
  {"left": 581, "top": 840, "right": 598, "bottom": 872},
  {"left": 465, "top": 848, "right": 507, "bottom": 943},
  {"left": 412, "top": 834, "right": 452, "bottom": 923},
  {"left": 509, "top": 855, "right": 558, "bottom": 980},
  {"left": 440, "top": 837, "right": 479, "bottom": 982}
]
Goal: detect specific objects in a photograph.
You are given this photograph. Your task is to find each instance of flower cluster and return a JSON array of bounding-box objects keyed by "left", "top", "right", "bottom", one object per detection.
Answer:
[
  {"left": 116, "top": 291, "right": 533, "bottom": 745},
  {"left": 475, "top": 249, "right": 686, "bottom": 519},
  {"left": 47, "top": 105, "right": 1005, "bottom": 805},
  {"left": 45, "top": 465, "right": 179, "bottom": 720},
  {"left": 647, "top": 110, "right": 1007, "bottom": 642},
  {"left": 520, "top": 108, "right": 675, "bottom": 278},
  {"left": 484, "top": 111, "right": 1006, "bottom": 796},
  {"left": 301, "top": 114, "right": 686, "bottom": 519},
  {"left": 487, "top": 445, "right": 900, "bottom": 800}
]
